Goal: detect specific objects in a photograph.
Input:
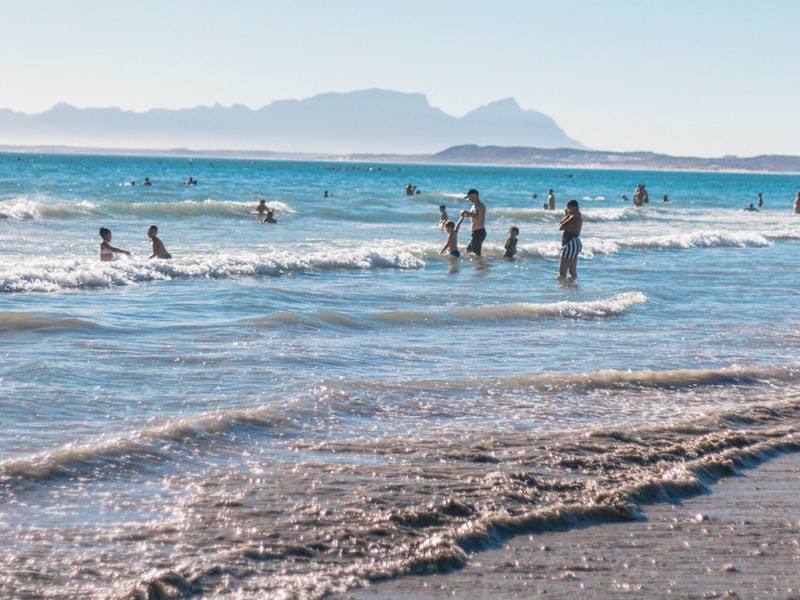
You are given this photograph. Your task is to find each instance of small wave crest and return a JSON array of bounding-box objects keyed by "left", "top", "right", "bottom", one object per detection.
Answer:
[
  {"left": 451, "top": 291, "right": 647, "bottom": 321},
  {"left": 347, "top": 363, "right": 800, "bottom": 397},
  {"left": 0, "top": 311, "right": 104, "bottom": 335},
  {"left": 0, "top": 248, "right": 425, "bottom": 293},
  {"left": 0, "top": 406, "right": 291, "bottom": 491},
  {"left": 622, "top": 230, "right": 772, "bottom": 250}
]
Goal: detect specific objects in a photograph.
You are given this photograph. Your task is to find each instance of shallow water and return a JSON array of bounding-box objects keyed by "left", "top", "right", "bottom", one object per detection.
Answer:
[{"left": 1, "top": 153, "right": 800, "bottom": 598}]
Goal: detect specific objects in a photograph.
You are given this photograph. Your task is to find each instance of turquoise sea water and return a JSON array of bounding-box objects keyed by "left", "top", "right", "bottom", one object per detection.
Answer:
[{"left": 2, "top": 152, "right": 800, "bottom": 598}]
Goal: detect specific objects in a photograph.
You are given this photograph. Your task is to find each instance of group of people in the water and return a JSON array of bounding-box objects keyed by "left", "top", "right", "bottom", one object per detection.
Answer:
[
  {"left": 618, "top": 185, "right": 800, "bottom": 213},
  {"left": 437, "top": 188, "right": 584, "bottom": 278},
  {"left": 256, "top": 199, "right": 277, "bottom": 223},
  {"left": 101, "top": 180, "right": 799, "bottom": 277},
  {"left": 126, "top": 176, "right": 197, "bottom": 186},
  {"left": 99, "top": 225, "right": 171, "bottom": 261},
  {"left": 744, "top": 191, "right": 800, "bottom": 213}
]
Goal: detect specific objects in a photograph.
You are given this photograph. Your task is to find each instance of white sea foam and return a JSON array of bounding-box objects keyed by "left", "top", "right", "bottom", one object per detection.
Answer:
[
  {"left": 0, "top": 247, "right": 426, "bottom": 293},
  {"left": 450, "top": 291, "right": 647, "bottom": 321},
  {"left": 0, "top": 197, "right": 41, "bottom": 220}
]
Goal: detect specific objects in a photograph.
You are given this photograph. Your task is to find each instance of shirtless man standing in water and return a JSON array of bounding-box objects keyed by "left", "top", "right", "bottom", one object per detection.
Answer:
[
  {"left": 558, "top": 200, "right": 583, "bottom": 278},
  {"left": 461, "top": 189, "right": 486, "bottom": 256}
]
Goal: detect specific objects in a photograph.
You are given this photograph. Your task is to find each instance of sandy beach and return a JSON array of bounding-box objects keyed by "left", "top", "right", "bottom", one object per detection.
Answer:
[{"left": 335, "top": 451, "right": 800, "bottom": 599}]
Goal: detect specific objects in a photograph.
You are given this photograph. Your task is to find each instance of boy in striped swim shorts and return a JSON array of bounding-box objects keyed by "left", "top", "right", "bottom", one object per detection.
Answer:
[{"left": 558, "top": 200, "right": 583, "bottom": 278}]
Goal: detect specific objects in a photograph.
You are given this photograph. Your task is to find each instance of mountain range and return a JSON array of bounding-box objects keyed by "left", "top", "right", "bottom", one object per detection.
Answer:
[{"left": 0, "top": 89, "right": 584, "bottom": 154}]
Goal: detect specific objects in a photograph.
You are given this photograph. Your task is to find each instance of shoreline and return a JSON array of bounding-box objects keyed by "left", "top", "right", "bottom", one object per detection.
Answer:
[
  {"left": 335, "top": 451, "right": 800, "bottom": 599},
  {"left": 3, "top": 144, "right": 800, "bottom": 175}
]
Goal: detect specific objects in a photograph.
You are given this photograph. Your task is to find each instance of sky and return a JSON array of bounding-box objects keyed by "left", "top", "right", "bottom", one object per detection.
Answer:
[{"left": 2, "top": 0, "right": 799, "bottom": 158}]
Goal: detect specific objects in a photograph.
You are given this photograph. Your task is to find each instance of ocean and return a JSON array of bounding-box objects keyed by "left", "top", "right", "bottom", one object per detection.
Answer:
[{"left": 1, "top": 152, "right": 799, "bottom": 599}]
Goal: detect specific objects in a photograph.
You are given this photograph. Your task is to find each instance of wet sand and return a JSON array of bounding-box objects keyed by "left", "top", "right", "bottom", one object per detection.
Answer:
[{"left": 335, "top": 452, "right": 800, "bottom": 599}]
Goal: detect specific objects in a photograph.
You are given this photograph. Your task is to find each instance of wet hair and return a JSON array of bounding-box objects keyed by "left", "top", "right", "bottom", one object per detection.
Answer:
[
  {"left": 99, "top": 227, "right": 110, "bottom": 238},
  {"left": 439, "top": 205, "right": 446, "bottom": 210},
  {"left": 567, "top": 200, "right": 580, "bottom": 209},
  {"left": 509, "top": 226, "right": 519, "bottom": 235},
  {"left": 444, "top": 220, "right": 455, "bottom": 229},
  {"left": 148, "top": 225, "right": 158, "bottom": 233}
]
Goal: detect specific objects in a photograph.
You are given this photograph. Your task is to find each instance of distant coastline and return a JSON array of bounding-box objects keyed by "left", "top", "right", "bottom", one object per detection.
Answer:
[{"left": 3, "top": 143, "right": 800, "bottom": 174}]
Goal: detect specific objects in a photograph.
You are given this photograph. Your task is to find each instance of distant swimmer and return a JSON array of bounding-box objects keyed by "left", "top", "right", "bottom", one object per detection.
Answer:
[
  {"left": 148, "top": 225, "right": 172, "bottom": 259},
  {"left": 440, "top": 215, "right": 466, "bottom": 257},
  {"left": 260, "top": 209, "right": 277, "bottom": 224},
  {"left": 256, "top": 199, "right": 267, "bottom": 216},
  {"left": 621, "top": 194, "right": 629, "bottom": 202},
  {"left": 558, "top": 200, "right": 583, "bottom": 279},
  {"left": 743, "top": 202, "right": 759, "bottom": 212},
  {"left": 662, "top": 194, "right": 669, "bottom": 202},
  {"left": 438, "top": 204, "right": 449, "bottom": 228},
  {"left": 632, "top": 184, "right": 649, "bottom": 207},
  {"left": 757, "top": 192, "right": 763, "bottom": 207},
  {"left": 184, "top": 177, "right": 197, "bottom": 185},
  {"left": 143, "top": 177, "right": 152, "bottom": 186},
  {"left": 461, "top": 188, "right": 486, "bottom": 256},
  {"left": 323, "top": 190, "right": 329, "bottom": 198},
  {"left": 405, "top": 184, "right": 417, "bottom": 196},
  {"left": 99, "top": 227, "right": 131, "bottom": 261},
  {"left": 794, "top": 192, "right": 800, "bottom": 214},
  {"left": 504, "top": 226, "right": 519, "bottom": 259},
  {"left": 547, "top": 189, "right": 555, "bottom": 210}
]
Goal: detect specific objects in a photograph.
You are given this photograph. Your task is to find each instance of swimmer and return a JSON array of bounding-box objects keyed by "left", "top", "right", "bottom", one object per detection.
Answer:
[
  {"left": 99, "top": 227, "right": 131, "bottom": 261},
  {"left": 148, "top": 225, "right": 172, "bottom": 259},
  {"left": 440, "top": 215, "right": 466, "bottom": 258},
  {"left": 260, "top": 209, "right": 277, "bottom": 224},
  {"left": 504, "top": 226, "right": 519, "bottom": 258},
  {"left": 438, "top": 205, "right": 449, "bottom": 228}
]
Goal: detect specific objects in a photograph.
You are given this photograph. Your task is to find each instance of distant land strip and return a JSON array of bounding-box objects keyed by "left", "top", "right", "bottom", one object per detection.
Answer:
[{"left": 3, "top": 143, "right": 800, "bottom": 174}]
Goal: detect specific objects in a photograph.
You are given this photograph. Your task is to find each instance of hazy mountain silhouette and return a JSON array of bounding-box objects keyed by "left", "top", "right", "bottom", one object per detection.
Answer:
[{"left": 0, "top": 89, "right": 584, "bottom": 153}]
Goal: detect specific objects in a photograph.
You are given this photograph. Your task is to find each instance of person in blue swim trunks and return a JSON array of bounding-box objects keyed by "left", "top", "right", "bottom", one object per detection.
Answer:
[{"left": 441, "top": 214, "right": 466, "bottom": 258}]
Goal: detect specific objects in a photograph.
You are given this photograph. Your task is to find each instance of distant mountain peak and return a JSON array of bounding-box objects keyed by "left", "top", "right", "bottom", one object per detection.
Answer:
[{"left": 0, "top": 89, "right": 585, "bottom": 154}]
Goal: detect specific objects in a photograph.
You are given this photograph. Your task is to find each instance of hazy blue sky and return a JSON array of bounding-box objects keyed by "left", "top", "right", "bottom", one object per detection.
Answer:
[{"left": 2, "top": 0, "right": 798, "bottom": 157}]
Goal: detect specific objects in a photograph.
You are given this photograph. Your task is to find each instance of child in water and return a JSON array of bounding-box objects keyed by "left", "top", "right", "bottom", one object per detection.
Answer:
[
  {"left": 438, "top": 205, "right": 448, "bottom": 228},
  {"left": 148, "top": 225, "right": 172, "bottom": 259},
  {"left": 504, "top": 226, "right": 519, "bottom": 258},
  {"left": 440, "top": 215, "right": 466, "bottom": 257},
  {"left": 99, "top": 227, "right": 131, "bottom": 261}
]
